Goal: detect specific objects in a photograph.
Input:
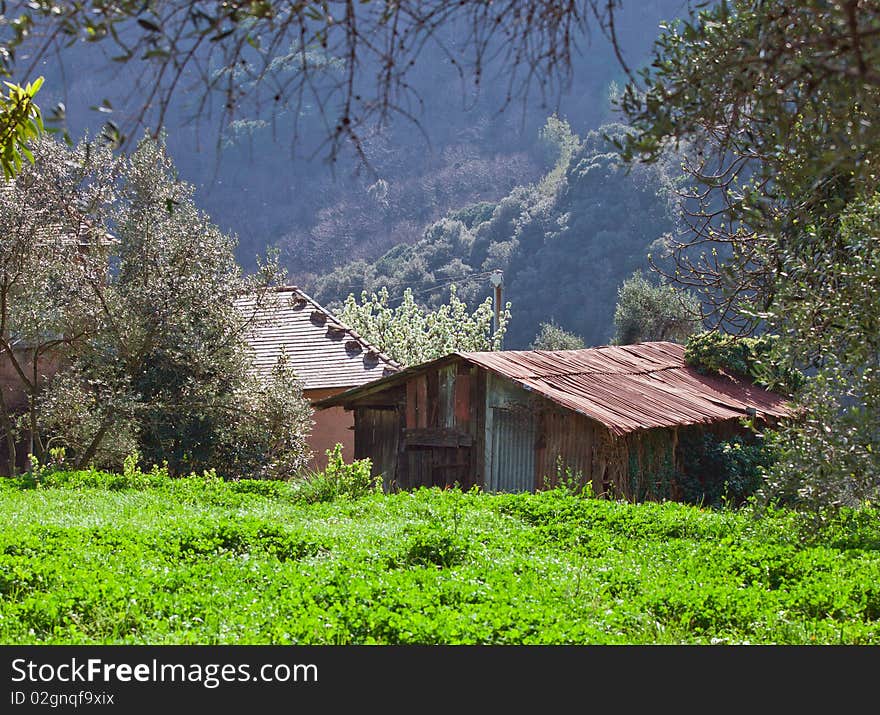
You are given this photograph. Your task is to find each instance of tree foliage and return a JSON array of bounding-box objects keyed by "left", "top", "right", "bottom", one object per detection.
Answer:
[
  {"left": 0, "top": 77, "right": 44, "bottom": 178},
  {"left": 339, "top": 285, "right": 509, "bottom": 367},
  {"left": 219, "top": 352, "right": 313, "bottom": 482},
  {"left": 618, "top": 0, "right": 880, "bottom": 508},
  {"left": 99, "top": 134, "right": 263, "bottom": 475},
  {"left": 618, "top": 0, "right": 880, "bottom": 335},
  {"left": 313, "top": 119, "right": 680, "bottom": 348},
  {"left": 530, "top": 321, "right": 586, "bottom": 351},
  {"left": 0, "top": 134, "right": 312, "bottom": 478},
  {"left": 0, "top": 136, "right": 118, "bottom": 472},
  {"left": 684, "top": 331, "right": 805, "bottom": 396},
  {"left": 612, "top": 270, "right": 700, "bottom": 345},
  {"left": 760, "top": 193, "right": 880, "bottom": 510}
]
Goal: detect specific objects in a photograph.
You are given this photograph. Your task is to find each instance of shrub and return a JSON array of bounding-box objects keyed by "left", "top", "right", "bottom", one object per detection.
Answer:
[
  {"left": 685, "top": 331, "right": 805, "bottom": 394},
  {"left": 530, "top": 321, "right": 585, "bottom": 351},
  {"left": 612, "top": 270, "right": 701, "bottom": 345},
  {"left": 400, "top": 524, "right": 468, "bottom": 568},
  {"left": 291, "top": 444, "right": 380, "bottom": 503},
  {"left": 677, "top": 433, "right": 777, "bottom": 507},
  {"left": 539, "top": 457, "right": 595, "bottom": 498}
]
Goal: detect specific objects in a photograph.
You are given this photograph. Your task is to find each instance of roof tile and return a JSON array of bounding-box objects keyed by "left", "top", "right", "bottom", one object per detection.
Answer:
[{"left": 236, "top": 286, "right": 400, "bottom": 391}]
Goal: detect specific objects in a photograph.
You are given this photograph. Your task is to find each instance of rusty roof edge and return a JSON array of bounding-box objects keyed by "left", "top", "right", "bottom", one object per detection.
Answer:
[
  {"left": 523, "top": 382, "right": 787, "bottom": 438},
  {"left": 509, "top": 378, "right": 611, "bottom": 428},
  {"left": 313, "top": 352, "right": 462, "bottom": 409},
  {"left": 677, "top": 364, "right": 797, "bottom": 413}
]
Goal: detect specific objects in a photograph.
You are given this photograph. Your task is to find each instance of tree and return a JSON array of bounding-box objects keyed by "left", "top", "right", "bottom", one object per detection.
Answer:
[
  {"left": 1, "top": 133, "right": 312, "bottom": 478},
  {"left": 759, "top": 192, "right": 880, "bottom": 510},
  {"left": 530, "top": 321, "right": 585, "bottom": 351},
  {"left": 612, "top": 271, "right": 700, "bottom": 345},
  {"left": 537, "top": 114, "right": 582, "bottom": 190},
  {"left": 339, "top": 285, "right": 510, "bottom": 366},
  {"left": 616, "top": 1, "right": 880, "bottom": 507},
  {"left": 1, "top": 2, "right": 624, "bottom": 161},
  {"left": 0, "top": 136, "right": 118, "bottom": 474},
  {"left": 0, "top": 77, "right": 45, "bottom": 178},
  {"left": 617, "top": 0, "right": 880, "bottom": 333},
  {"left": 93, "top": 134, "right": 310, "bottom": 477}
]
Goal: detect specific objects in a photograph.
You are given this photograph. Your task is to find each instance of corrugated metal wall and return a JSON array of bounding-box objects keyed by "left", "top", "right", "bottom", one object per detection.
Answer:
[
  {"left": 488, "top": 407, "right": 536, "bottom": 492},
  {"left": 485, "top": 373, "right": 537, "bottom": 492}
]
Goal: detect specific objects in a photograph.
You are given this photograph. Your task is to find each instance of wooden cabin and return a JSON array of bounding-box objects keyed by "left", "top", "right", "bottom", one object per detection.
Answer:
[{"left": 315, "top": 342, "right": 793, "bottom": 500}]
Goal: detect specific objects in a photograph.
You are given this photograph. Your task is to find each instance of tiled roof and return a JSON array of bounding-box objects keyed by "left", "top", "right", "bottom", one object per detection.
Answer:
[
  {"left": 317, "top": 341, "right": 793, "bottom": 434},
  {"left": 235, "top": 286, "right": 400, "bottom": 391}
]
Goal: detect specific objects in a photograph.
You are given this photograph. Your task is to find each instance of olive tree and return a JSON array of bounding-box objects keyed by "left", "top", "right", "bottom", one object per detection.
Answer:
[
  {"left": 2, "top": 133, "right": 313, "bottom": 478},
  {"left": 617, "top": 1, "right": 880, "bottom": 508},
  {"left": 612, "top": 271, "right": 701, "bottom": 345},
  {"left": 0, "top": 136, "right": 118, "bottom": 473},
  {"left": 530, "top": 321, "right": 585, "bottom": 351}
]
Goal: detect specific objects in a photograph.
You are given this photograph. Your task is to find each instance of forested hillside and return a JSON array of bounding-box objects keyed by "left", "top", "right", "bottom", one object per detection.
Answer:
[
  {"left": 31, "top": 2, "right": 688, "bottom": 284},
  {"left": 310, "top": 121, "right": 681, "bottom": 348}
]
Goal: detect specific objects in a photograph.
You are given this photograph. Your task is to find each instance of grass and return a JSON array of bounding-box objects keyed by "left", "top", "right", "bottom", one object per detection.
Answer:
[{"left": 1, "top": 470, "right": 879, "bottom": 644}]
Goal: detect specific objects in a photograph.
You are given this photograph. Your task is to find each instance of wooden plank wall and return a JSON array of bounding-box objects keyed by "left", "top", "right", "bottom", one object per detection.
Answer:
[{"left": 354, "top": 407, "right": 400, "bottom": 489}]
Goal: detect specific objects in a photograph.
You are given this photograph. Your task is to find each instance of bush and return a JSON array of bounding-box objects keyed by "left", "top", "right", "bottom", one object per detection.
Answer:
[
  {"left": 291, "top": 444, "right": 380, "bottom": 503},
  {"left": 685, "top": 331, "right": 805, "bottom": 394},
  {"left": 613, "top": 270, "right": 701, "bottom": 345},
  {"left": 677, "top": 433, "right": 777, "bottom": 507},
  {"left": 400, "top": 524, "right": 468, "bottom": 568},
  {"left": 539, "top": 457, "right": 595, "bottom": 498},
  {"left": 530, "top": 321, "right": 585, "bottom": 351},
  {"left": 220, "top": 353, "right": 314, "bottom": 481}
]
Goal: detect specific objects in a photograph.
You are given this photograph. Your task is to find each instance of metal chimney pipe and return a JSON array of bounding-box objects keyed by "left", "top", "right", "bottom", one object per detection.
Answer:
[{"left": 490, "top": 270, "right": 503, "bottom": 347}]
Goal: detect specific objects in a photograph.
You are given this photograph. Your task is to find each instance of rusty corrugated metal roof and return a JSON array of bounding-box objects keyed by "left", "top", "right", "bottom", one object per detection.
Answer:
[
  {"left": 459, "top": 342, "right": 793, "bottom": 435},
  {"left": 235, "top": 286, "right": 400, "bottom": 391},
  {"left": 315, "top": 341, "right": 793, "bottom": 434}
]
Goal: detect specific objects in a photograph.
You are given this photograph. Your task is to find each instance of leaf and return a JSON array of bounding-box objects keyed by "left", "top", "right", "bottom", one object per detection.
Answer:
[
  {"left": 137, "top": 18, "right": 162, "bottom": 33},
  {"left": 210, "top": 28, "right": 235, "bottom": 42}
]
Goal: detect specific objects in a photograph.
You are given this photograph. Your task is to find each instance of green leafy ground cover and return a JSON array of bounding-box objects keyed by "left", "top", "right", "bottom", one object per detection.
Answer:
[{"left": 1, "top": 471, "right": 879, "bottom": 644}]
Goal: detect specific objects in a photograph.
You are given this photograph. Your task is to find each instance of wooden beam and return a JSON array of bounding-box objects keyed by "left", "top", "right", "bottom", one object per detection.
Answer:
[{"left": 404, "top": 428, "right": 473, "bottom": 448}]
